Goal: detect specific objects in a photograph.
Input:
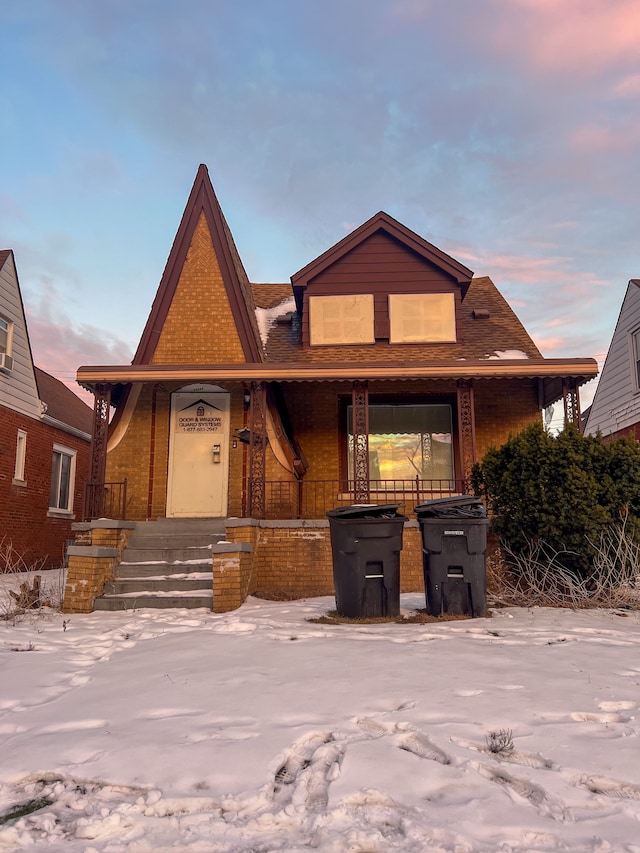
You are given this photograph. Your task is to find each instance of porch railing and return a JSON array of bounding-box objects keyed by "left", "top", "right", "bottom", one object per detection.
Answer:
[
  {"left": 83, "top": 479, "right": 128, "bottom": 521},
  {"left": 252, "top": 477, "right": 470, "bottom": 520}
]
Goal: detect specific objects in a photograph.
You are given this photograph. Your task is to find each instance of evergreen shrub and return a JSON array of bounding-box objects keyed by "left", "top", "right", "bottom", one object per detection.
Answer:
[{"left": 471, "top": 422, "right": 640, "bottom": 579}]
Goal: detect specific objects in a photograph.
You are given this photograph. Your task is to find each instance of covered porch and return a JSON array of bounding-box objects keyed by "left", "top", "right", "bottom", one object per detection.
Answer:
[{"left": 77, "top": 359, "right": 595, "bottom": 522}]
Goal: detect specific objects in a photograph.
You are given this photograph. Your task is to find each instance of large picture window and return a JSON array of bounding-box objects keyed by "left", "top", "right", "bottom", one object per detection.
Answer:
[
  {"left": 347, "top": 404, "right": 454, "bottom": 485},
  {"left": 49, "top": 445, "right": 76, "bottom": 513}
]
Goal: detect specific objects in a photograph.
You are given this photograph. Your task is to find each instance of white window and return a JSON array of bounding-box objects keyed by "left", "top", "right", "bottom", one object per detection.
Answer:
[
  {"left": 309, "top": 295, "right": 375, "bottom": 345},
  {"left": 0, "top": 317, "right": 10, "bottom": 354},
  {"left": 388, "top": 293, "right": 456, "bottom": 343},
  {"left": 632, "top": 329, "right": 640, "bottom": 391},
  {"left": 49, "top": 444, "right": 77, "bottom": 513},
  {"left": 14, "top": 430, "right": 27, "bottom": 483}
]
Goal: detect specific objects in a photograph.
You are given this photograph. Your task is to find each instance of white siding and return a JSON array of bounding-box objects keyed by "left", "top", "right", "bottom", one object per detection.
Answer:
[
  {"left": 585, "top": 281, "right": 640, "bottom": 437},
  {"left": 0, "top": 253, "right": 42, "bottom": 419}
]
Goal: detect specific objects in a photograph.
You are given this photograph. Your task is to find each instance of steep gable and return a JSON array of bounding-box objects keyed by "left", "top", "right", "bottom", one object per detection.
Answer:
[
  {"left": 585, "top": 280, "right": 640, "bottom": 437},
  {"left": 134, "top": 165, "right": 263, "bottom": 365},
  {"left": 0, "top": 250, "right": 42, "bottom": 419}
]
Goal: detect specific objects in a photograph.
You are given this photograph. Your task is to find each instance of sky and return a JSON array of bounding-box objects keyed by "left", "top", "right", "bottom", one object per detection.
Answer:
[
  {"left": 2, "top": 1, "right": 640, "bottom": 410},
  {"left": 2, "top": 589, "right": 640, "bottom": 851}
]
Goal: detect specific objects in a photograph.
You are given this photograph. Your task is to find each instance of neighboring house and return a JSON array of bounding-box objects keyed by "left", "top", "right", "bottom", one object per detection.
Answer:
[
  {"left": 69, "top": 165, "right": 598, "bottom": 611},
  {"left": 0, "top": 250, "right": 92, "bottom": 570},
  {"left": 584, "top": 280, "right": 640, "bottom": 441}
]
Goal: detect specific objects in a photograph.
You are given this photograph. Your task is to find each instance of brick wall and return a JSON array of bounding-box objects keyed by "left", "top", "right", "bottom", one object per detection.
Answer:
[
  {"left": 226, "top": 519, "right": 426, "bottom": 602},
  {"left": 0, "top": 405, "right": 90, "bottom": 569},
  {"left": 152, "top": 213, "right": 246, "bottom": 364},
  {"left": 474, "top": 379, "right": 540, "bottom": 458}
]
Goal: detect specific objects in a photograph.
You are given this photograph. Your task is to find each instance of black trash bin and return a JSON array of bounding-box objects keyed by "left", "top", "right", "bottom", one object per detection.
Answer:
[
  {"left": 415, "top": 496, "right": 490, "bottom": 618},
  {"left": 326, "top": 504, "right": 407, "bottom": 618}
]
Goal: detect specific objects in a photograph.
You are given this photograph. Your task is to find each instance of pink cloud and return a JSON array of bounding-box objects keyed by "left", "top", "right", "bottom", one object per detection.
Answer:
[
  {"left": 488, "top": 0, "right": 640, "bottom": 76},
  {"left": 613, "top": 74, "right": 640, "bottom": 97},
  {"left": 449, "top": 246, "right": 608, "bottom": 288}
]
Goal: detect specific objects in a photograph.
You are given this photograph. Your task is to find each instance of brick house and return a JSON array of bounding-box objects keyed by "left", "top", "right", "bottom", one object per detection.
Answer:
[
  {"left": 584, "top": 280, "right": 640, "bottom": 441},
  {"left": 0, "top": 250, "right": 92, "bottom": 570},
  {"left": 69, "top": 165, "right": 598, "bottom": 611}
]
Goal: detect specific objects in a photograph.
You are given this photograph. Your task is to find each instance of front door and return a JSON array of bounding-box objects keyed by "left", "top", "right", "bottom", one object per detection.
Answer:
[{"left": 166, "top": 387, "right": 230, "bottom": 517}]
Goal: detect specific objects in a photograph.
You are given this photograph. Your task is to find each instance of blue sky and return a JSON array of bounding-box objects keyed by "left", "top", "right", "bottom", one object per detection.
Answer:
[{"left": 2, "top": 0, "right": 640, "bottom": 409}]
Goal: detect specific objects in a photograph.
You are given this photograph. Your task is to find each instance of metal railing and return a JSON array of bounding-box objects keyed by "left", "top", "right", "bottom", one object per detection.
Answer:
[
  {"left": 83, "top": 479, "right": 128, "bottom": 521},
  {"left": 253, "top": 477, "right": 469, "bottom": 519}
]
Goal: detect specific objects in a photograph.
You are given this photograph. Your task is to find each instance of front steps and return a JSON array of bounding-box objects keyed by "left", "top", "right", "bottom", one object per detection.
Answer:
[{"left": 93, "top": 518, "right": 227, "bottom": 611}]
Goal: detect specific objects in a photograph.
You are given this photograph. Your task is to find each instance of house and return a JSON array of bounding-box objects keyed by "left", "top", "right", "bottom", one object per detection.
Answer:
[
  {"left": 584, "top": 280, "right": 640, "bottom": 441},
  {"left": 67, "top": 165, "right": 598, "bottom": 612},
  {"left": 0, "top": 250, "right": 92, "bottom": 570}
]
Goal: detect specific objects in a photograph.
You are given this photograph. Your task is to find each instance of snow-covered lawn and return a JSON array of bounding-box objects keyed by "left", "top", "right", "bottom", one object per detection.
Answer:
[{"left": 1, "top": 592, "right": 640, "bottom": 851}]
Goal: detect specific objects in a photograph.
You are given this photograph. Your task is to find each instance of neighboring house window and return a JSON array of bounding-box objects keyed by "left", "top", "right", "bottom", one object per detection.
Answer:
[
  {"left": 388, "top": 293, "right": 456, "bottom": 343},
  {"left": 632, "top": 329, "right": 640, "bottom": 391},
  {"left": 0, "top": 316, "right": 13, "bottom": 371},
  {"left": 347, "top": 403, "right": 454, "bottom": 485},
  {"left": 14, "top": 430, "right": 27, "bottom": 483},
  {"left": 309, "top": 295, "right": 375, "bottom": 345},
  {"left": 0, "top": 316, "right": 10, "bottom": 353},
  {"left": 49, "top": 444, "right": 77, "bottom": 513}
]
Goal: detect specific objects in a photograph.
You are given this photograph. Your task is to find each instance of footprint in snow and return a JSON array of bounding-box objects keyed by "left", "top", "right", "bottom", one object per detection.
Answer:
[{"left": 395, "top": 730, "right": 451, "bottom": 764}]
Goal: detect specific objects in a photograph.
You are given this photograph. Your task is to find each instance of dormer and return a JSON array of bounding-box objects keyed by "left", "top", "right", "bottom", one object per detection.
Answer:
[{"left": 290, "top": 212, "right": 473, "bottom": 348}]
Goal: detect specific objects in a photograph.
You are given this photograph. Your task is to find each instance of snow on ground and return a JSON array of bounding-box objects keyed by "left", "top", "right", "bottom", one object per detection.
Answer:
[{"left": 1, "top": 595, "right": 640, "bottom": 852}]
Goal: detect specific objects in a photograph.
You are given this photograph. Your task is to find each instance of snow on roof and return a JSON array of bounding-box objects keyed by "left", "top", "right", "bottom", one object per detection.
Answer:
[
  {"left": 483, "top": 349, "right": 530, "bottom": 360},
  {"left": 255, "top": 296, "right": 296, "bottom": 346}
]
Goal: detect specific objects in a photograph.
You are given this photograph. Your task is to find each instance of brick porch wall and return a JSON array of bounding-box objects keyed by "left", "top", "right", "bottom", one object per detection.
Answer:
[{"left": 226, "top": 519, "right": 425, "bottom": 602}]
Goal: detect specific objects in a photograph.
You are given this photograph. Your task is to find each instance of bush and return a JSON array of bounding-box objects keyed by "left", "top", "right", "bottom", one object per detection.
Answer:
[{"left": 471, "top": 422, "right": 640, "bottom": 579}]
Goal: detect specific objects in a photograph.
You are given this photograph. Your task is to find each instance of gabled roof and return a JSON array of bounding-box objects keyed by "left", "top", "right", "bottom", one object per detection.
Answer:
[
  {"left": 290, "top": 211, "right": 474, "bottom": 312},
  {"left": 133, "top": 165, "right": 263, "bottom": 364},
  {"left": 34, "top": 367, "right": 93, "bottom": 436}
]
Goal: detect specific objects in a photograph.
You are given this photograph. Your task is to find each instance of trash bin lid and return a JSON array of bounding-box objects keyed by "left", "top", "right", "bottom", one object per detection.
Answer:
[
  {"left": 415, "top": 495, "right": 487, "bottom": 518},
  {"left": 327, "top": 503, "right": 404, "bottom": 519}
]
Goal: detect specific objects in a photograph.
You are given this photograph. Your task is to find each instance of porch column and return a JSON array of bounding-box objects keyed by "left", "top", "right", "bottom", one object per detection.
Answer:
[
  {"left": 456, "top": 379, "right": 477, "bottom": 484},
  {"left": 562, "top": 378, "right": 581, "bottom": 431},
  {"left": 85, "top": 383, "right": 112, "bottom": 520},
  {"left": 352, "top": 380, "right": 369, "bottom": 503},
  {"left": 248, "top": 380, "right": 267, "bottom": 518}
]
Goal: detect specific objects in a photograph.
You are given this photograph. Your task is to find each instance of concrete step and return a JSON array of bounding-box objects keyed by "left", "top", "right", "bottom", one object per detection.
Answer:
[
  {"left": 115, "top": 561, "right": 211, "bottom": 579},
  {"left": 120, "top": 547, "right": 215, "bottom": 563},
  {"left": 125, "top": 533, "right": 226, "bottom": 550},
  {"left": 93, "top": 591, "right": 213, "bottom": 611},
  {"left": 104, "top": 577, "right": 212, "bottom": 594},
  {"left": 131, "top": 518, "right": 227, "bottom": 536}
]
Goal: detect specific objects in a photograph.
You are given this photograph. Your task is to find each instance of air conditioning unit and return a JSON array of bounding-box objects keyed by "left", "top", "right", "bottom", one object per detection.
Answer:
[{"left": 0, "top": 353, "right": 14, "bottom": 372}]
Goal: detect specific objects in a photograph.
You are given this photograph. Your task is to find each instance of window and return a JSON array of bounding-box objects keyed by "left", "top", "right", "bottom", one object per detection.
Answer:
[
  {"left": 388, "top": 293, "right": 456, "bottom": 343},
  {"left": 309, "top": 295, "right": 374, "bottom": 345},
  {"left": 0, "top": 317, "right": 10, "bottom": 354},
  {"left": 632, "top": 329, "right": 640, "bottom": 391},
  {"left": 13, "top": 430, "right": 27, "bottom": 483},
  {"left": 49, "top": 445, "right": 76, "bottom": 513},
  {"left": 347, "top": 404, "right": 454, "bottom": 485}
]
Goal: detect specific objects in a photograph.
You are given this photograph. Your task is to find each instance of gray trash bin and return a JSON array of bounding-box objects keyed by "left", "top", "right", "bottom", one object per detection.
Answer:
[
  {"left": 415, "top": 496, "right": 489, "bottom": 617},
  {"left": 326, "top": 504, "right": 407, "bottom": 618}
]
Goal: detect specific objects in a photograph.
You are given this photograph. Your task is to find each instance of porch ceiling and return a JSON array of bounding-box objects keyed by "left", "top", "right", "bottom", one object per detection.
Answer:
[{"left": 77, "top": 358, "right": 598, "bottom": 407}]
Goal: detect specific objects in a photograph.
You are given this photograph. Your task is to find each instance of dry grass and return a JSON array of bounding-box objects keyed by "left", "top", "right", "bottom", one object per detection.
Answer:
[
  {"left": 487, "top": 522, "right": 640, "bottom": 610},
  {"left": 0, "top": 538, "right": 65, "bottom": 622}
]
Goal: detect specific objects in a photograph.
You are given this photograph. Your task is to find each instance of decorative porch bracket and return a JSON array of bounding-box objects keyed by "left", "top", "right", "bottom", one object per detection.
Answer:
[
  {"left": 562, "top": 378, "right": 581, "bottom": 431},
  {"left": 85, "top": 383, "right": 112, "bottom": 520},
  {"left": 456, "top": 379, "right": 477, "bottom": 484},
  {"left": 352, "top": 380, "right": 370, "bottom": 503},
  {"left": 249, "top": 381, "right": 267, "bottom": 518}
]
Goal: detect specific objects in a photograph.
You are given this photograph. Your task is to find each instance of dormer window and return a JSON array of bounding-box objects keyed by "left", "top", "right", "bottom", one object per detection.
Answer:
[
  {"left": 309, "top": 295, "right": 374, "bottom": 346},
  {"left": 388, "top": 294, "right": 456, "bottom": 343}
]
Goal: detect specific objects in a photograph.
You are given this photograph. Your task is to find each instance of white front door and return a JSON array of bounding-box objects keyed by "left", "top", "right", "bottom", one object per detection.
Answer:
[{"left": 166, "top": 388, "right": 230, "bottom": 517}]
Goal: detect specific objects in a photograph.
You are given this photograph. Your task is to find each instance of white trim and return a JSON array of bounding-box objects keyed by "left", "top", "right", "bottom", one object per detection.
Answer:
[
  {"left": 14, "top": 429, "right": 27, "bottom": 482},
  {"left": 49, "top": 443, "right": 77, "bottom": 513}
]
